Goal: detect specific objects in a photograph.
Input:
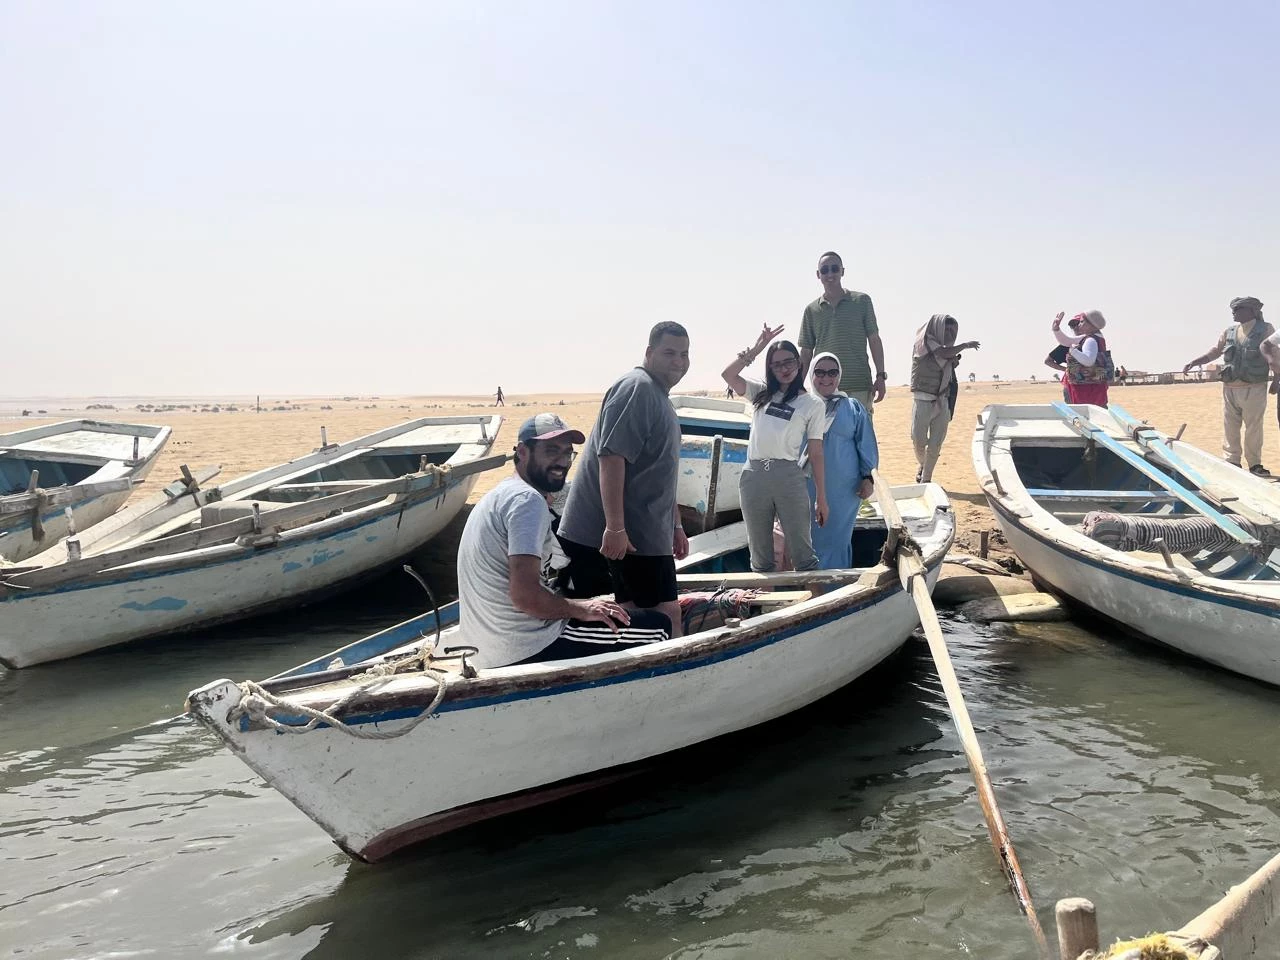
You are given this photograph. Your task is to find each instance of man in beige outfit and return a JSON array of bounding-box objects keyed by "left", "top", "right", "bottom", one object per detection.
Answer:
[{"left": 1184, "top": 296, "right": 1273, "bottom": 475}]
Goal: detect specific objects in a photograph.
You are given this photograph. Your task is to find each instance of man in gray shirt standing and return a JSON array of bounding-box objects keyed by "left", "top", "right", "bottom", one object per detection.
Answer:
[{"left": 558, "top": 322, "right": 691, "bottom": 637}]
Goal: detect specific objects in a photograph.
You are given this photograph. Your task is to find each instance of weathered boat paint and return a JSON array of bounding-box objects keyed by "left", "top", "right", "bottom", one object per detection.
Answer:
[
  {"left": 187, "top": 485, "right": 954, "bottom": 862},
  {"left": 974, "top": 403, "right": 1280, "bottom": 685}
]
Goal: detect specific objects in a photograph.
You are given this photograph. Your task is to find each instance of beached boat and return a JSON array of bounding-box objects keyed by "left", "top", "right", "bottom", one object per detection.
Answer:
[
  {"left": 187, "top": 482, "right": 954, "bottom": 862},
  {"left": 0, "top": 417, "right": 504, "bottom": 668},
  {"left": 0, "top": 419, "right": 170, "bottom": 563},
  {"left": 670, "top": 395, "right": 750, "bottom": 526},
  {"left": 973, "top": 402, "right": 1280, "bottom": 685}
]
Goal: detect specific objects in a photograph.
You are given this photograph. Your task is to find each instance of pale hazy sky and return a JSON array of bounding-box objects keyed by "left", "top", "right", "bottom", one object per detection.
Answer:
[{"left": 2, "top": 1, "right": 1276, "bottom": 397}]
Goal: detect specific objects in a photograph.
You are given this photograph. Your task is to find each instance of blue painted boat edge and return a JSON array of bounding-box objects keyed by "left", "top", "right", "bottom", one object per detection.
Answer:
[{"left": 269, "top": 603, "right": 461, "bottom": 680}]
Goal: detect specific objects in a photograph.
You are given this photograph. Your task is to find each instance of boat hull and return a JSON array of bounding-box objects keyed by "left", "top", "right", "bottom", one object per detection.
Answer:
[
  {"left": 0, "top": 473, "right": 480, "bottom": 668},
  {"left": 988, "top": 497, "right": 1280, "bottom": 684},
  {"left": 189, "top": 561, "right": 942, "bottom": 862}
]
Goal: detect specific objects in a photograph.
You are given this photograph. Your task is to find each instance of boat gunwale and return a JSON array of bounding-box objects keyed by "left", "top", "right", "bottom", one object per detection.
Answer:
[{"left": 232, "top": 508, "right": 955, "bottom": 729}]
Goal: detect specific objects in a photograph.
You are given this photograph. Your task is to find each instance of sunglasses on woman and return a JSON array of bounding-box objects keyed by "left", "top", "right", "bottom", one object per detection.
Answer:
[{"left": 813, "top": 368, "right": 840, "bottom": 378}]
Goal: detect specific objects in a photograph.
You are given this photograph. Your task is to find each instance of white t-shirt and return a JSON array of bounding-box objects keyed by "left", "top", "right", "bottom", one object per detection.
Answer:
[
  {"left": 742, "top": 379, "right": 825, "bottom": 461},
  {"left": 457, "top": 474, "right": 563, "bottom": 668}
]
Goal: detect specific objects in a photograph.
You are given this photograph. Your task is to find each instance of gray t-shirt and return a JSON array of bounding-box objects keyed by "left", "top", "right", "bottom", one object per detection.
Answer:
[
  {"left": 558, "top": 366, "right": 681, "bottom": 556},
  {"left": 457, "top": 474, "right": 563, "bottom": 668}
]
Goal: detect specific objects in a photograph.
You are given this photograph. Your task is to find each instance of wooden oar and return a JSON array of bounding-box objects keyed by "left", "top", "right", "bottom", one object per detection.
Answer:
[
  {"left": 871, "top": 469, "right": 1051, "bottom": 958},
  {"left": 1108, "top": 403, "right": 1276, "bottom": 528}
]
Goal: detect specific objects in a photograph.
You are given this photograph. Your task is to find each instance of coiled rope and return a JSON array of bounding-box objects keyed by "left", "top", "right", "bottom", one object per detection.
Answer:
[{"left": 231, "top": 659, "right": 451, "bottom": 740}]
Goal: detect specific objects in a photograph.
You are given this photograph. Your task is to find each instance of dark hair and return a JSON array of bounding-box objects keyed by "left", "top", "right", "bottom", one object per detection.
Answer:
[
  {"left": 817, "top": 251, "right": 842, "bottom": 266},
  {"left": 648, "top": 321, "right": 689, "bottom": 349},
  {"left": 753, "top": 340, "right": 805, "bottom": 410}
]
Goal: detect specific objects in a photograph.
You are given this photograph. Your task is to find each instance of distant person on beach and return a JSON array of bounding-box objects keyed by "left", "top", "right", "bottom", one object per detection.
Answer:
[
  {"left": 722, "top": 324, "right": 827, "bottom": 572},
  {"left": 911, "top": 315, "right": 979, "bottom": 483},
  {"left": 558, "top": 322, "right": 690, "bottom": 636},
  {"left": 798, "top": 251, "right": 886, "bottom": 417},
  {"left": 1183, "top": 297, "right": 1273, "bottom": 476},
  {"left": 806, "top": 351, "right": 878, "bottom": 568},
  {"left": 1052, "top": 310, "right": 1111, "bottom": 408},
  {"left": 1044, "top": 314, "right": 1085, "bottom": 402},
  {"left": 495, "top": 386, "right": 504, "bottom": 407},
  {"left": 456, "top": 413, "right": 671, "bottom": 668}
]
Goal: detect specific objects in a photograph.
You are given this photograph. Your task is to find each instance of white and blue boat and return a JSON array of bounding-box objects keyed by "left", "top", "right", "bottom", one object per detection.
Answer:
[
  {"left": 974, "top": 402, "right": 1280, "bottom": 686},
  {"left": 186, "top": 482, "right": 954, "bottom": 862},
  {"left": 670, "top": 395, "right": 751, "bottom": 525},
  {"left": 0, "top": 419, "right": 170, "bottom": 563},
  {"left": 0, "top": 417, "right": 504, "bottom": 668}
]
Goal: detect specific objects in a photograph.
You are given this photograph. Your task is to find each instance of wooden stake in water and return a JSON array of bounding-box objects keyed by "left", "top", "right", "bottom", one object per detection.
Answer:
[{"left": 871, "top": 469, "right": 1051, "bottom": 959}]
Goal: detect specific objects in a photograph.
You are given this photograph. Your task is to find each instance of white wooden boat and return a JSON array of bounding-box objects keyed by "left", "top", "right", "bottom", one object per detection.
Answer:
[
  {"left": 0, "top": 417, "right": 504, "bottom": 668},
  {"left": 0, "top": 420, "right": 170, "bottom": 562},
  {"left": 187, "top": 482, "right": 954, "bottom": 862},
  {"left": 973, "top": 402, "right": 1280, "bottom": 685}
]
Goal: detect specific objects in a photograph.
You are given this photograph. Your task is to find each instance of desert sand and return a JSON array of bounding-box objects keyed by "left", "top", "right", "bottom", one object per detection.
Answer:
[{"left": 7, "top": 380, "right": 1269, "bottom": 565}]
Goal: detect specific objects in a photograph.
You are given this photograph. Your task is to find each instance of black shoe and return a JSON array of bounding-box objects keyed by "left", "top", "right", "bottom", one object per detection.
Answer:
[{"left": 1250, "top": 464, "right": 1272, "bottom": 477}]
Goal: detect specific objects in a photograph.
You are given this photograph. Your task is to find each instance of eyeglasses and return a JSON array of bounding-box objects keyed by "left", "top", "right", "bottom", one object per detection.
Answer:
[
  {"left": 770, "top": 357, "right": 799, "bottom": 371},
  {"left": 813, "top": 368, "right": 840, "bottom": 378},
  {"left": 818, "top": 264, "right": 842, "bottom": 275}
]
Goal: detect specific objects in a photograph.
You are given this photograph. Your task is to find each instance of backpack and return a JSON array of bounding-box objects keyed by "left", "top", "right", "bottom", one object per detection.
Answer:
[{"left": 1067, "top": 335, "right": 1116, "bottom": 384}]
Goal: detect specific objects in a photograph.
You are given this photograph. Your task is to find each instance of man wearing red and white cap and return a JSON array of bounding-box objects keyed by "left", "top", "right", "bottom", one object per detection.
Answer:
[{"left": 456, "top": 412, "right": 672, "bottom": 668}]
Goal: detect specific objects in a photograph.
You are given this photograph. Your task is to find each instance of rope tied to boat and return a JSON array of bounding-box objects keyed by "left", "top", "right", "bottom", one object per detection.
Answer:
[
  {"left": 1082, "top": 511, "right": 1272, "bottom": 558},
  {"left": 232, "top": 661, "right": 451, "bottom": 740}
]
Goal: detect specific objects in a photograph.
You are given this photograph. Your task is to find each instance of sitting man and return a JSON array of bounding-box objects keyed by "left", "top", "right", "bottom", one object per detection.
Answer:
[{"left": 457, "top": 413, "right": 672, "bottom": 669}]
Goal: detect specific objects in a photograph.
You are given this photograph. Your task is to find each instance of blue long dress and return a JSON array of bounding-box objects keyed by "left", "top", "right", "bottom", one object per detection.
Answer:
[{"left": 806, "top": 396, "right": 879, "bottom": 569}]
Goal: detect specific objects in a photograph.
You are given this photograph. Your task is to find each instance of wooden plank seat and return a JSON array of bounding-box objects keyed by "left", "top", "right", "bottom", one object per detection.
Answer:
[{"left": 1025, "top": 488, "right": 1179, "bottom": 502}]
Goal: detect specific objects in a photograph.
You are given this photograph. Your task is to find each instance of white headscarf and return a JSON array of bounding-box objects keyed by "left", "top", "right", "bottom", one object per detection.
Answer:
[{"left": 808, "top": 351, "right": 846, "bottom": 433}]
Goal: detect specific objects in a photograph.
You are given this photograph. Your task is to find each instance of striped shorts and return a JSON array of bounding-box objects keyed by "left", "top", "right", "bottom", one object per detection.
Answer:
[{"left": 518, "top": 608, "right": 672, "bottom": 664}]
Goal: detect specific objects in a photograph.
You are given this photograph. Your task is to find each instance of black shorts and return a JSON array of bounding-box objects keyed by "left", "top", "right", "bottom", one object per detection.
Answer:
[{"left": 557, "top": 536, "right": 678, "bottom": 609}]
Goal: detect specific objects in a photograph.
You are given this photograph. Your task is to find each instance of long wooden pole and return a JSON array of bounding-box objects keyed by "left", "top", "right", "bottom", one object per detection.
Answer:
[{"left": 872, "top": 469, "right": 1050, "bottom": 959}]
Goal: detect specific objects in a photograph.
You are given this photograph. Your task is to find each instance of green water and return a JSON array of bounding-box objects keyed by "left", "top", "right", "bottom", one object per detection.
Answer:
[{"left": 3, "top": 571, "right": 1279, "bottom": 958}]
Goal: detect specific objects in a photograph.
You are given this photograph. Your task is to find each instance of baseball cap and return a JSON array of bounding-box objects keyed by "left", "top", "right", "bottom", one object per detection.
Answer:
[{"left": 517, "top": 413, "right": 586, "bottom": 445}]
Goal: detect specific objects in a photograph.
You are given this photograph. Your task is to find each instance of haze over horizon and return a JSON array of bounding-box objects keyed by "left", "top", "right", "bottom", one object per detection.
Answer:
[{"left": 3, "top": 2, "right": 1277, "bottom": 397}]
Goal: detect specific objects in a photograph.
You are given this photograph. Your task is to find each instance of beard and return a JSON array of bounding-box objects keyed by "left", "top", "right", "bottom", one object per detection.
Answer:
[{"left": 526, "top": 462, "right": 567, "bottom": 494}]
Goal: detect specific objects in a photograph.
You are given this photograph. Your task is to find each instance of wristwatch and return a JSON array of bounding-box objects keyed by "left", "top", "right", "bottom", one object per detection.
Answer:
[{"left": 875, "top": 372, "right": 887, "bottom": 381}]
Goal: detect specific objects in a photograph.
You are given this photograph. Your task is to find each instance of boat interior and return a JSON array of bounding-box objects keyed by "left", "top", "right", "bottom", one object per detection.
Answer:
[
  {"left": 1011, "top": 442, "right": 1280, "bottom": 581},
  {"left": 0, "top": 457, "right": 100, "bottom": 494}
]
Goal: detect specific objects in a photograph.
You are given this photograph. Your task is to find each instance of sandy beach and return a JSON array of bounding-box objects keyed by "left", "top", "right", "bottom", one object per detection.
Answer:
[{"left": 7, "top": 379, "right": 1265, "bottom": 566}]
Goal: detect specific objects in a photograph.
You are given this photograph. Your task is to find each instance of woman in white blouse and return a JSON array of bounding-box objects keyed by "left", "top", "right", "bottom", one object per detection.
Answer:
[{"left": 721, "top": 323, "right": 828, "bottom": 572}]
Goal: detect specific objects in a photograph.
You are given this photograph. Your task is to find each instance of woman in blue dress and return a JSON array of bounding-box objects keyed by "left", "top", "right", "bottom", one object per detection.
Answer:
[{"left": 805, "top": 352, "right": 880, "bottom": 569}]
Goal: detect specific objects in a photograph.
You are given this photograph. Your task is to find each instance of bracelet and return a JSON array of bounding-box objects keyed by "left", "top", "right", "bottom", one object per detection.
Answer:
[{"left": 604, "top": 527, "right": 626, "bottom": 535}]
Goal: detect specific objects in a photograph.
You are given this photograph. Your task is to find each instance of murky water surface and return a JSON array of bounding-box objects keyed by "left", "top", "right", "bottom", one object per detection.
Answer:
[{"left": 3, "top": 574, "right": 1279, "bottom": 958}]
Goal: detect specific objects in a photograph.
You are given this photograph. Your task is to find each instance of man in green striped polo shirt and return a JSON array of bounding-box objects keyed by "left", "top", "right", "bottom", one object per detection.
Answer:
[{"left": 798, "top": 251, "right": 886, "bottom": 416}]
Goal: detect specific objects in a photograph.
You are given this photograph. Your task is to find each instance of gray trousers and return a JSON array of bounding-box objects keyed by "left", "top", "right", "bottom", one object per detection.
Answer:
[{"left": 738, "top": 459, "right": 818, "bottom": 572}]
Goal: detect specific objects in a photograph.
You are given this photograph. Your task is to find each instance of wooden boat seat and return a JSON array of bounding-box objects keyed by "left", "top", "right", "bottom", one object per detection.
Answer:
[
  {"left": 1026, "top": 488, "right": 1179, "bottom": 503},
  {"left": 200, "top": 500, "right": 288, "bottom": 527}
]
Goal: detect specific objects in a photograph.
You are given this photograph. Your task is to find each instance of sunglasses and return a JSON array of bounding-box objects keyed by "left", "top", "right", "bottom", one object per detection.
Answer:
[
  {"left": 770, "top": 357, "right": 799, "bottom": 370},
  {"left": 813, "top": 368, "right": 840, "bottom": 378},
  {"left": 818, "top": 264, "right": 842, "bottom": 275}
]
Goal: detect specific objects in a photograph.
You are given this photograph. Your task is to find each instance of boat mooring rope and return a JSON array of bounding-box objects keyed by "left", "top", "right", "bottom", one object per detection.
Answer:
[{"left": 232, "top": 660, "right": 450, "bottom": 740}]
